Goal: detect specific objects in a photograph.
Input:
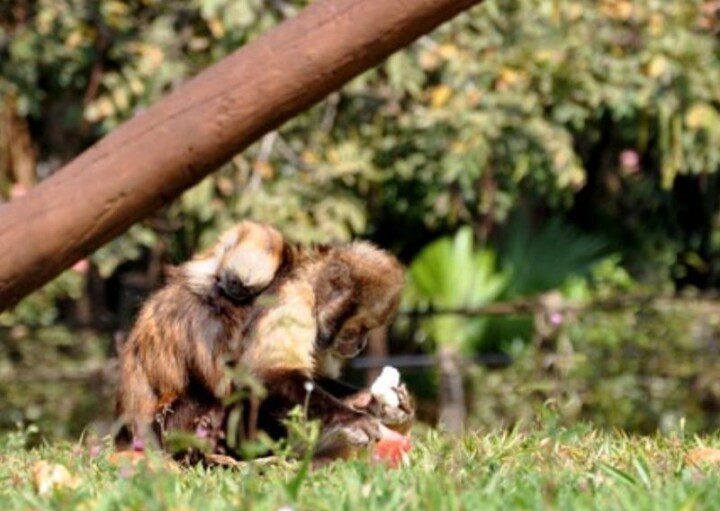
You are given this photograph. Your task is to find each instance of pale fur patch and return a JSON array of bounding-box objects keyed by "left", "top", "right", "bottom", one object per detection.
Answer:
[
  {"left": 317, "top": 351, "right": 343, "bottom": 379},
  {"left": 222, "top": 247, "right": 279, "bottom": 289},
  {"left": 181, "top": 255, "right": 221, "bottom": 296},
  {"left": 216, "top": 227, "right": 240, "bottom": 253},
  {"left": 241, "top": 280, "right": 317, "bottom": 376},
  {"left": 348, "top": 240, "right": 383, "bottom": 258}
]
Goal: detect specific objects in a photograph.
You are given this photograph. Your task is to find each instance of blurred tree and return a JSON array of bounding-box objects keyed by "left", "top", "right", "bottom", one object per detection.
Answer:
[{"left": 2, "top": 0, "right": 720, "bottom": 299}]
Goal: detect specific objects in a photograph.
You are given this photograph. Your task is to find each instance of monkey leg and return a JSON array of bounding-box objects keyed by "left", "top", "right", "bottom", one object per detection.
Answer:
[{"left": 114, "top": 389, "right": 161, "bottom": 451}]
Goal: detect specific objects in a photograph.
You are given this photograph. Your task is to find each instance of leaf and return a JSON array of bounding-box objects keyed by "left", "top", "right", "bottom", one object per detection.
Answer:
[
  {"left": 499, "top": 214, "right": 606, "bottom": 297},
  {"left": 685, "top": 103, "right": 720, "bottom": 131},
  {"left": 31, "top": 461, "right": 80, "bottom": 495},
  {"left": 598, "top": 462, "right": 636, "bottom": 486},
  {"left": 405, "top": 227, "right": 507, "bottom": 348},
  {"left": 685, "top": 448, "right": 720, "bottom": 467},
  {"left": 430, "top": 85, "right": 453, "bottom": 109}
]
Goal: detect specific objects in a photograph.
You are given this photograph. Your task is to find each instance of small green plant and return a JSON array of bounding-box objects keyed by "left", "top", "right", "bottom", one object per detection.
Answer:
[
  {"left": 482, "top": 214, "right": 608, "bottom": 348},
  {"left": 498, "top": 214, "right": 607, "bottom": 298},
  {"left": 404, "top": 226, "right": 506, "bottom": 351},
  {"left": 280, "top": 406, "right": 322, "bottom": 501},
  {"left": 404, "top": 226, "right": 506, "bottom": 432}
]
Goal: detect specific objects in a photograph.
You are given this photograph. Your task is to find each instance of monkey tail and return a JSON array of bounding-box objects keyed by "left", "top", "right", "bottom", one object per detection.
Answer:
[{"left": 114, "top": 349, "right": 158, "bottom": 450}]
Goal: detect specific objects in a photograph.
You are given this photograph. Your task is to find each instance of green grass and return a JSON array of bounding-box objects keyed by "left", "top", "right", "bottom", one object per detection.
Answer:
[{"left": 2, "top": 422, "right": 720, "bottom": 511}]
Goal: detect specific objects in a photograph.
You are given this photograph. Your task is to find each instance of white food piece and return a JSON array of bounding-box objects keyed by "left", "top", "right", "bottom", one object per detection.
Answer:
[{"left": 370, "top": 366, "right": 401, "bottom": 408}]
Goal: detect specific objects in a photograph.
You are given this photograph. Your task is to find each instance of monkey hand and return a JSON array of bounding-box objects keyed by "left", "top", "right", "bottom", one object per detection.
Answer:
[
  {"left": 366, "top": 367, "right": 415, "bottom": 434},
  {"left": 364, "top": 383, "right": 414, "bottom": 434},
  {"left": 315, "top": 414, "right": 383, "bottom": 460},
  {"left": 340, "top": 414, "right": 383, "bottom": 444},
  {"left": 342, "top": 385, "right": 415, "bottom": 435}
]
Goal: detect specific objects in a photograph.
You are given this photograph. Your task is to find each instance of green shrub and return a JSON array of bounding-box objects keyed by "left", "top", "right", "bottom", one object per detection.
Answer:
[{"left": 469, "top": 299, "right": 720, "bottom": 434}]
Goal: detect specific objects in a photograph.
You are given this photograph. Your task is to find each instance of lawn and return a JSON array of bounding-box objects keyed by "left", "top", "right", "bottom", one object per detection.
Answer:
[{"left": 2, "top": 422, "right": 720, "bottom": 510}]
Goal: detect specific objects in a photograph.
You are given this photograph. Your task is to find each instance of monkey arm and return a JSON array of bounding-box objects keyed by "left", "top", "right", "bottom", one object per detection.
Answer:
[
  {"left": 256, "top": 369, "right": 386, "bottom": 462},
  {"left": 260, "top": 369, "right": 373, "bottom": 426},
  {"left": 315, "top": 376, "right": 414, "bottom": 434},
  {"left": 314, "top": 376, "right": 383, "bottom": 413},
  {"left": 314, "top": 376, "right": 363, "bottom": 399}
]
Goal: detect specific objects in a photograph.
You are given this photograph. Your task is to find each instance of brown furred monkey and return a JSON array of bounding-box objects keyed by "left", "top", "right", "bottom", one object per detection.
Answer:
[
  {"left": 114, "top": 220, "right": 287, "bottom": 449},
  {"left": 243, "top": 242, "right": 406, "bottom": 442},
  {"left": 162, "top": 242, "right": 408, "bottom": 461}
]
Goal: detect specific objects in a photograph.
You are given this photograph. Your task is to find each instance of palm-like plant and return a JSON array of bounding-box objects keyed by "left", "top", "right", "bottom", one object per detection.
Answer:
[
  {"left": 482, "top": 215, "right": 608, "bottom": 348},
  {"left": 404, "top": 227, "right": 506, "bottom": 432},
  {"left": 499, "top": 216, "right": 607, "bottom": 298}
]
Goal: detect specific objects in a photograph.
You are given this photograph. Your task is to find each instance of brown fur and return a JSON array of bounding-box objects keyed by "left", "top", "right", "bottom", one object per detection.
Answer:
[
  {"left": 160, "top": 242, "right": 406, "bottom": 459},
  {"left": 116, "top": 220, "right": 406, "bottom": 458},
  {"left": 115, "top": 221, "right": 286, "bottom": 448}
]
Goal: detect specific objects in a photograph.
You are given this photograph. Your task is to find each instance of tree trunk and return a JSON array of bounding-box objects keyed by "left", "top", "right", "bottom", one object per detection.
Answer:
[
  {"left": 437, "top": 345, "right": 466, "bottom": 434},
  {"left": 0, "top": 95, "right": 36, "bottom": 190}
]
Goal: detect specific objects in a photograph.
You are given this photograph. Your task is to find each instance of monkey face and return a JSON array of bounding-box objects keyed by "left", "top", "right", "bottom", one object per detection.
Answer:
[
  {"left": 322, "top": 299, "right": 398, "bottom": 359},
  {"left": 217, "top": 271, "right": 260, "bottom": 303},
  {"left": 314, "top": 243, "right": 405, "bottom": 360},
  {"left": 332, "top": 324, "right": 370, "bottom": 358},
  {"left": 181, "top": 221, "right": 285, "bottom": 301},
  {"left": 316, "top": 305, "right": 370, "bottom": 358}
]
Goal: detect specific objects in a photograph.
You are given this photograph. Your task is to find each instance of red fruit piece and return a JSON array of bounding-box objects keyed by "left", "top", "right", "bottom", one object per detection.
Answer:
[{"left": 372, "top": 427, "right": 411, "bottom": 468}]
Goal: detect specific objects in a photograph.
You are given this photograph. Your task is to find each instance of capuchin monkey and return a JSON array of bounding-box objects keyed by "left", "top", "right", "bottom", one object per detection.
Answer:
[
  {"left": 234, "top": 242, "right": 407, "bottom": 456},
  {"left": 164, "top": 241, "right": 410, "bottom": 462},
  {"left": 116, "top": 221, "right": 410, "bottom": 462},
  {"left": 115, "top": 221, "right": 287, "bottom": 449}
]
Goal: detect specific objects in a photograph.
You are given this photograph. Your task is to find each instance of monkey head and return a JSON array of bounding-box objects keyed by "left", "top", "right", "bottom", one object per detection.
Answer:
[
  {"left": 181, "top": 221, "right": 285, "bottom": 303},
  {"left": 314, "top": 242, "right": 404, "bottom": 359}
]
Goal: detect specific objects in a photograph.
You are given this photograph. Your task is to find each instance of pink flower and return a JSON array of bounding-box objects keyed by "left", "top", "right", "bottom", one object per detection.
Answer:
[
  {"left": 619, "top": 149, "right": 640, "bottom": 174},
  {"left": 120, "top": 465, "right": 135, "bottom": 479},
  {"left": 72, "top": 259, "right": 90, "bottom": 274},
  {"left": 132, "top": 437, "right": 145, "bottom": 452},
  {"left": 89, "top": 445, "right": 102, "bottom": 458},
  {"left": 549, "top": 312, "right": 564, "bottom": 326}
]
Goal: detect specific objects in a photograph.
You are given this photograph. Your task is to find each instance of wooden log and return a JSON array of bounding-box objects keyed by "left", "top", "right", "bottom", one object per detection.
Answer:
[{"left": 0, "top": 0, "right": 481, "bottom": 310}]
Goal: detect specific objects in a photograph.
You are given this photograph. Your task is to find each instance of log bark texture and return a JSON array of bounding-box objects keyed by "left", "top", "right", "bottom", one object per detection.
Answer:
[{"left": 0, "top": 0, "right": 481, "bottom": 310}]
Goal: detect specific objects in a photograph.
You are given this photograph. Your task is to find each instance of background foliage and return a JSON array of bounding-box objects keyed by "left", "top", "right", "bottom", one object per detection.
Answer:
[{"left": 1, "top": 0, "right": 720, "bottom": 437}]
